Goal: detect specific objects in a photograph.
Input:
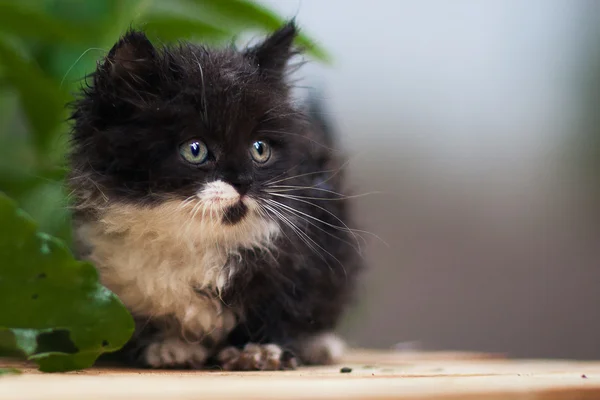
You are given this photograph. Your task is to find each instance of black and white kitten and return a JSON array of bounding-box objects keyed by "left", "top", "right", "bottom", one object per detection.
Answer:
[{"left": 67, "top": 21, "right": 364, "bottom": 370}]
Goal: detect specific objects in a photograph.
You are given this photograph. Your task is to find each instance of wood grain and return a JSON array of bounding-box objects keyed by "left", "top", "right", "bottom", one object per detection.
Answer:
[{"left": 1, "top": 350, "right": 599, "bottom": 400}]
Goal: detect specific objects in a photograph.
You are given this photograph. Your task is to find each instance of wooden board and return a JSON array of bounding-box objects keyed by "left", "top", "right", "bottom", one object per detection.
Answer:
[{"left": 1, "top": 350, "right": 600, "bottom": 400}]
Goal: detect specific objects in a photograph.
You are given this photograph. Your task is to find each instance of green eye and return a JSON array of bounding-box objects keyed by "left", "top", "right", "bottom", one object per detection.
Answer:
[
  {"left": 250, "top": 140, "right": 271, "bottom": 163},
  {"left": 179, "top": 140, "right": 208, "bottom": 164}
]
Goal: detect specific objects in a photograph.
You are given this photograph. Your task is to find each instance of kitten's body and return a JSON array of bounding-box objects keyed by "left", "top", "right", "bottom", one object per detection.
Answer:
[{"left": 68, "top": 22, "right": 363, "bottom": 370}]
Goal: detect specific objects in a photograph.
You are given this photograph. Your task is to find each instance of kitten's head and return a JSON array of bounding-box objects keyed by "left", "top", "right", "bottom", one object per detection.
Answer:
[{"left": 70, "top": 21, "right": 319, "bottom": 228}]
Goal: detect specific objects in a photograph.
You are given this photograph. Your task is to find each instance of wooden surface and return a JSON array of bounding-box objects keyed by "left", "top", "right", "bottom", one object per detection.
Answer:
[{"left": 2, "top": 349, "right": 600, "bottom": 399}]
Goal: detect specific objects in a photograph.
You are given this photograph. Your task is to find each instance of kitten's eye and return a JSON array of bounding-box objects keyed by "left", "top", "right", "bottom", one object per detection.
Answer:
[
  {"left": 250, "top": 141, "right": 271, "bottom": 163},
  {"left": 179, "top": 140, "right": 208, "bottom": 164}
]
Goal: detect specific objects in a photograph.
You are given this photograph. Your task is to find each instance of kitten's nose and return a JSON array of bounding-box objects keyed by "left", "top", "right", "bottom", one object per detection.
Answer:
[{"left": 227, "top": 175, "right": 252, "bottom": 196}]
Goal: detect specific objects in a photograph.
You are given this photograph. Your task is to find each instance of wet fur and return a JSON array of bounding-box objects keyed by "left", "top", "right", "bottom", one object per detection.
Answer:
[{"left": 67, "top": 21, "right": 364, "bottom": 369}]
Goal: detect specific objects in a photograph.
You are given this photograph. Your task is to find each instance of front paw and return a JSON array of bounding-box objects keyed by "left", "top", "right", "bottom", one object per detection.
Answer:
[
  {"left": 179, "top": 299, "right": 237, "bottom": 342},
  {"left": 296, "top": 332, "right": 346, "bottom": 365},
  {"left": 217, "top": 343, "right": 298, "bottom": 371},
  {"left": 144, "top": 337, "right": 208, "bottom": 369}
]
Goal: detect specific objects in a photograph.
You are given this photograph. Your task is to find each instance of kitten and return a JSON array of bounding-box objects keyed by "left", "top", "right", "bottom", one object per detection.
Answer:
[{"left": 67, "top": 21, "right": 364, "bottom": 370}]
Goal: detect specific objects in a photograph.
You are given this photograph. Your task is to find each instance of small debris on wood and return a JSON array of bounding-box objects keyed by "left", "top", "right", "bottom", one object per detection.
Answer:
[
  {"left": 340, "top": 367, "right": 352, "bottom": 373},
  {"left": 582, "top": 374, "right": 588, "bottom": 379}
]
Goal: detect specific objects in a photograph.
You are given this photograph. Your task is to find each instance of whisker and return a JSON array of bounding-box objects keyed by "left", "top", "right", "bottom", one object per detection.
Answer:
[
  {"left": 265, "top": 190, "right": 382, "bottom": 201},
  {"left": 268, "top": 214, "right": 333, "bottom": 270},
  {"left": 260, "top": 203, "right": 310, "bottom": 255},
  {"left": 262, "top": 203, "right": 326, "bottom": 263},
  {"left": 266, "top": 185, "right": 349, "bottom": 197},
  {"left": 264, "top": 201, "right": 347, "bottom": 278},
  {"left": 265, "top": 157, "right": 352, "bottom": 187},
  {"left": 60, "top": 47, "right": 106, "bottom": 89},
  {"left": 264, "top": 167, "right": 340, "bottom": 187},
  {"left": 264, "top": 198, "right": 365, "bottom": 249},
  {"left": 260, "top": 111, "right": 305, "bottom": 124},
  {"left": 262, "top": 103, "right": 289, "bottom": 117},
  {"left": 191, "top": 52, "right": 209, "bottom": 124},
  {"left": 261, "top": 160, "right": 309, "bottom": 186},
  {"left": 263, "top": 203, "right": 317, "bottom": 253},
  {"left": 269, "top": 200, "right": 362, "bottom": 255},
  {"left": 268, "top": 194, "right": 389, "bottom": 247},
  {"left": 268, "top": 192, "right": 365, "bottom": 237},
  {"left": 184, "top": 200, "right": 203, "bottom": 236},
  {"left": 178, "top": 195, "right": 199, "bottom": 210}
]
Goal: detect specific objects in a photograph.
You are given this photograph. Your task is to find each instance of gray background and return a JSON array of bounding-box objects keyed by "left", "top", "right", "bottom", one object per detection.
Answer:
[{"left": 259, "top": 0, "right": 600, "bottom": 359}]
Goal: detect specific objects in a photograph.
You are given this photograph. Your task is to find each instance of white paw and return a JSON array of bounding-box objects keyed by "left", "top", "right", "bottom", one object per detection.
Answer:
[
  {"left": 144, "top": 337, "right": 208, "bottom": 369},
  {"left": 217, "top": 343, "right": 297, "bottom": 371},
  {"left": 297, "top": 332, "right": 346, "bottom": 365},
  {"left": 179, "top": 299, "right": 237, "bottom": 341}
]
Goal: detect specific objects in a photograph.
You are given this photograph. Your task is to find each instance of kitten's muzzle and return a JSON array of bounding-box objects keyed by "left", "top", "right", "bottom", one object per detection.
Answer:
[
  {"left": 197, "top": 180, "right": 254, "bottom": 212},
  {"left": 222, "top": 174, "right": 252, "bottom": 196},
  {"left": 230, "top": 180, "right": 251, "bottom": 196}
]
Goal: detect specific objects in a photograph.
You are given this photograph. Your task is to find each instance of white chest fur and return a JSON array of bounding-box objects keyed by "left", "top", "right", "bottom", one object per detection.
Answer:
[{"left": 76, "top": 197, "right": 279, "bottom": 337}]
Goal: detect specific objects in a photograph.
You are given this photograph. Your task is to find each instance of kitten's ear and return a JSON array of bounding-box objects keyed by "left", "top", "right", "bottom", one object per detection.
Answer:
[
  {"left": 101, "top": 30, "right": 158, "bottom": 89},
  {"left": 245, "top": 21, "right": 299, "bottom": 80}
]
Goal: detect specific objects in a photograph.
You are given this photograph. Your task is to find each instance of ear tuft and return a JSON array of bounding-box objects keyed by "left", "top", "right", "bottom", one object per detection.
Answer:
[
  {"left": 103, "top": 30, "right": 157, "bottom": 86},
  {"left": 245, "top": 21, "right": 300, "bottom": 79}
]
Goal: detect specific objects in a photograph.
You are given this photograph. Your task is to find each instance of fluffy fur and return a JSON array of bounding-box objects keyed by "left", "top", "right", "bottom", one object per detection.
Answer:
[{"left": 67, "top": 21, "right": 364, "bottom": 370}]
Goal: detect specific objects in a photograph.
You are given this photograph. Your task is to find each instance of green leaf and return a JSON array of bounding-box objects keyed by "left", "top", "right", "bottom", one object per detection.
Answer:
[
  {"left": 0, "top": 192, "right": 135, "bottom": 372},
  {"left": 186, "top": 0, "right": 283, "bottom": 29},
  {"left": 99, "top": 0, "right": 153, "bottom": 49},
  {"left": 0, "top": 1, "right": 92, "bottom": 45},
  {"left": 0, "top": 38, "right": 69, "bottom": 155},
  {"left": 181, "top": 0, "right": 331, "bottom": 62},
  {"left": 30, "top": 351, "right": 100, "bottom": 373},
  {"left": 0, "top": 88, "right": 19, "bottom": 135},
  {"left": 142, "top": 13, "right": 231, "bottom": 43},
  {"left": 18, "top": 181, "right": 73, "bottom": 244}
]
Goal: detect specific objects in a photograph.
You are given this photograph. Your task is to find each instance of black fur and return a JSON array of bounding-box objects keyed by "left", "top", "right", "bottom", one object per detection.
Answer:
[{"left": 68, "top": 21, "right": 364, "bottom": 368}]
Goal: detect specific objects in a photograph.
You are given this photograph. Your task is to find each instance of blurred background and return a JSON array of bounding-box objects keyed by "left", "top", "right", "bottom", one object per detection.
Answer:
[{"left": 1, "top": 0, "right": 600, "bottom": 360}]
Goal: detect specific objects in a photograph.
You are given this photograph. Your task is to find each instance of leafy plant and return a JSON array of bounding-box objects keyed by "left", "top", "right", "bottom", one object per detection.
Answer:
[
  {"left": 0, "top": 0, "right": 328, "bottom": 372},
  {"left": 0, "top": 192, "right": 135, "bottom": 372}
]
